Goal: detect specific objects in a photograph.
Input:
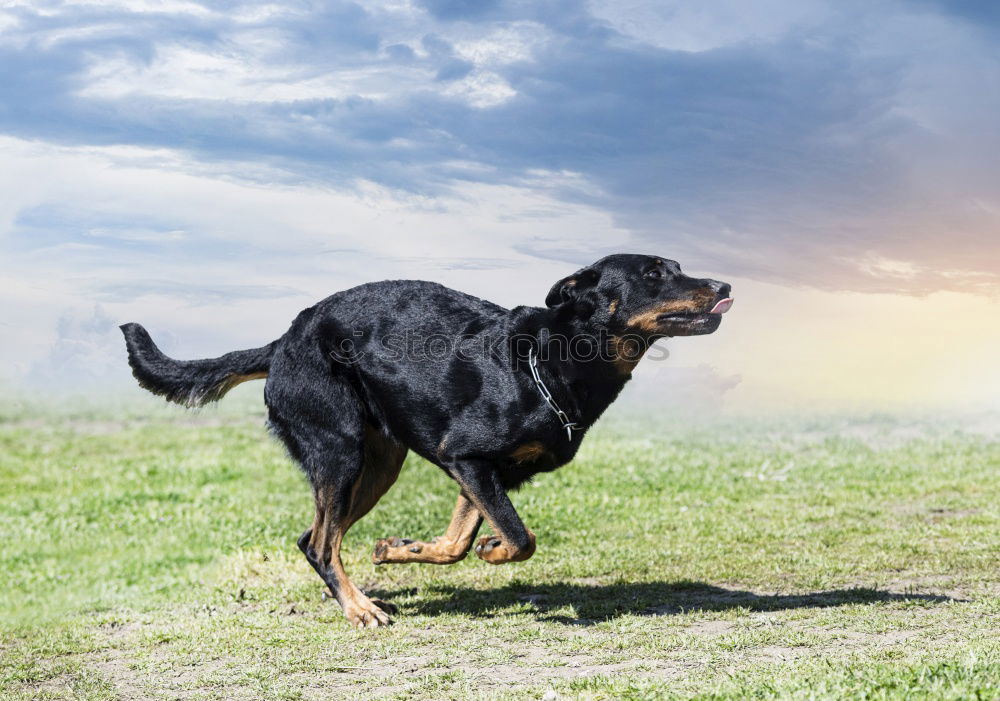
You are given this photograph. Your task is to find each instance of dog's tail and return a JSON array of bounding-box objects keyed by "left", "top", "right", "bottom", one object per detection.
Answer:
[{"left": 120, "top": 322, "right": 277, "bottom": 407}]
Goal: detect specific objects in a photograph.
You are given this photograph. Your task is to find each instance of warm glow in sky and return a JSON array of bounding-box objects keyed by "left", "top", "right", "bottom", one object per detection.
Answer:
[{"left": 650, "top": 277, "right": 1000, "bottom": 411}]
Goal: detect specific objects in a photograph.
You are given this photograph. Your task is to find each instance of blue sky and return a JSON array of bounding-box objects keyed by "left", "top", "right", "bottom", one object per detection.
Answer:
[{"left": 1, "top": 0, "right": 999, "bottom": 408}]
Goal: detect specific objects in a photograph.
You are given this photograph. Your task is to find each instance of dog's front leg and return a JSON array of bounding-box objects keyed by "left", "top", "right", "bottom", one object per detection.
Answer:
[
  {"left": 451, "top": 462, "right": 536, "bottom": 564},
  {"left": 373, "top": 492, "right": 483, "bottom": 565}
]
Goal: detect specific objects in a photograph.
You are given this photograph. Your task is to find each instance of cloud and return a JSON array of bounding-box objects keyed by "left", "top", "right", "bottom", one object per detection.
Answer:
[
  {"left": 2, "top": 0, "right": 997, "bottom": 294},
  {"left": 27, "top": 304, "right": 134, "bottom": 389},
  {"left": 0, "top": 134, "right": 629, "bottom": 381},
  {"left": 92, "top": 280, "right": 305, "bottom": 304},
  {"left": 913, "top": 0, "right": 1000, "bottom": 27}
]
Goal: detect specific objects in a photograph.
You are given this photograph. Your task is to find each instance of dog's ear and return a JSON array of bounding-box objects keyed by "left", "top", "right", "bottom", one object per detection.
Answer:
[{"left": 545, "top": 267, "right": 600, "bottom": 308}]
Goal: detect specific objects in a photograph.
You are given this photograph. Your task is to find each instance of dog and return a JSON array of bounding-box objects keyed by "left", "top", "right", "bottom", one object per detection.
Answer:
[{"left": 121, "top": 253, "right": 733, "bottom": 628}]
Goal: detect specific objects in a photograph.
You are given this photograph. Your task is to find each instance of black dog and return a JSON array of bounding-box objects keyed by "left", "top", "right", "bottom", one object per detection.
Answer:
[{"left": 121, "top": 254, "right": 732, "bottom": 627}]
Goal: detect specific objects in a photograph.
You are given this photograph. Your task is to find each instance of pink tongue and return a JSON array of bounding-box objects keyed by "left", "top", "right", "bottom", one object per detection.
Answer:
[{"left": 709, "top": 298, "right": 734, "bottom": 314}]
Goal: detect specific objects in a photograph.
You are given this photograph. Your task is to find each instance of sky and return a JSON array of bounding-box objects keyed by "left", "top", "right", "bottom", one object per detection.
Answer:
[{"left": 1, "top": 0, "right": 998, "bottom": 412}]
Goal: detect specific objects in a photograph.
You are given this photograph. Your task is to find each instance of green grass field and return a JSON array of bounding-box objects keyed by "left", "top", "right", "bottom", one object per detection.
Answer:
[{"left": 2, "top": 392, "right": 998, "bottom": 700}]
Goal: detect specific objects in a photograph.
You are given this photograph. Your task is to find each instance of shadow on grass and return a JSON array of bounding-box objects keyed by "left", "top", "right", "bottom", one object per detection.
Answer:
[{"left": 371, "top": 580, "right": 961, "bottom": 625}]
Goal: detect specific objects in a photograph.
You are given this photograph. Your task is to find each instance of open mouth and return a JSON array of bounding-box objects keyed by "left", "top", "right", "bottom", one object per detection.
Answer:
[{"left": 656, "top": 297, "right": 734, "bottom": 324}]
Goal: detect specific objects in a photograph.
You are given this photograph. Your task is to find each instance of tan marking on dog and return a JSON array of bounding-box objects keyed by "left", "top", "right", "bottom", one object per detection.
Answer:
[
  {"left": 608, "top": 335, "right": 647, "bottom": 376},
  {"left": 216, "top": 370, "right": 268, "bottom": 398},
  {"left": 308, "top": 477, "right": 396, "bottom": 628},
  {"left": 373, "top": 493, "right": 482, "bottom": 565},
  {"left": 510, "top": 441, "right": 548, "bottom": 464},
  {"left": 326, "top": 528, "right": 393, "bottom": 627},
  {"left": 626, "top": 288, "right": 716, "bottom": 332},
  {"left": 476, "top": 529, "right": 536, "bottom": 564},
  {"left": 608, "top": 298, "right": 619, "bottom": 314},
  {"left": 449, "top": 474, "right": 537, "bottom": 564},
  {"left": 348, "top": 425, "right": 407, "bottom": 527}
]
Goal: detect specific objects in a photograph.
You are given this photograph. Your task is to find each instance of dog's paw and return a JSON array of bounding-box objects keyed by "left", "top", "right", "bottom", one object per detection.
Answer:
[
  {"left": 344, "top": 598, "right": 394, "bottom": 629},
  {"left": 474, "top": 532, "right": 536, "bottom": 564},
  {"left": 372, "top": 537, "right": 420, "bottom": 564}
]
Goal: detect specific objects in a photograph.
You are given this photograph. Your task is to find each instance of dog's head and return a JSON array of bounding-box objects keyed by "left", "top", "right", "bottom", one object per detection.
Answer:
[{"left": 545, "top": 254, "right": 733, "bottom": 337}]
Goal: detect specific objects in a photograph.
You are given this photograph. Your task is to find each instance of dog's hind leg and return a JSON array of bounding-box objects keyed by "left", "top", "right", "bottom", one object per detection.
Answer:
[
  {"left": 372, "top": 492, "right": 482, "bottom": 565},
  {"left": 293, "top": 435, "right": 404, "bottom": 627},
  {"left": 268, "top": 361, "right": 403, "bottom": 627},
  {"left": 297, "top": 479, "right": 397, "bottom": 628},
  {"left": 315, "top": 425, "right": 408, "bottom": 602}
]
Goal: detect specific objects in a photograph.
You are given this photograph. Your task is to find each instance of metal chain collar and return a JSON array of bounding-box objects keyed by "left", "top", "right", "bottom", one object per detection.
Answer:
[{"left": 527, "top": 348, "right": 581, "bottom": 441}]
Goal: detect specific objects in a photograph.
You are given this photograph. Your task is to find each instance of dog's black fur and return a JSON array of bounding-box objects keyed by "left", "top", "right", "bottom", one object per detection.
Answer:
[{"left": 121, "top": 253, "right": 731, "bottom": 627}]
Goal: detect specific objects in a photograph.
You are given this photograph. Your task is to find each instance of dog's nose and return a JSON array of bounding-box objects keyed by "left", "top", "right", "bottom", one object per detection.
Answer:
[{"left": 710, "top": 281, "right": 731, "bottom": 298}]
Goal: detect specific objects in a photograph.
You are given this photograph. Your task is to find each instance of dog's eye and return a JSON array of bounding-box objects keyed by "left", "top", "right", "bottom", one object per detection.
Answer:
[{"left": 644, "top": 270, "right": 663, "bottom": 280}]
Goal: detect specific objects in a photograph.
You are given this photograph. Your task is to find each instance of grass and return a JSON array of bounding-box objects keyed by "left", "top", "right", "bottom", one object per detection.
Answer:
[{"left": 1, "top": 391, "right": 998, "bottom": 699}]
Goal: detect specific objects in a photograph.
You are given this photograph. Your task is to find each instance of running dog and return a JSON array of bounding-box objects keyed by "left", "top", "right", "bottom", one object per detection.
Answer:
[{"left": 121, "top": 254, "right": 733, "bottom": 627}]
